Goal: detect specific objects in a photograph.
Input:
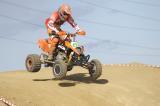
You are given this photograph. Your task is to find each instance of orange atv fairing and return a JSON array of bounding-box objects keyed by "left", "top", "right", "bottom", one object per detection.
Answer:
[
  {"left": 38, "top": 38, "right": 80, "bottom": 55},
  {"left": 38, "top": 37, "right": 59, "bottom": 53},
  {"left": 38, "top": 39, "right": 50, "bottom": 53},
  {"left": 65, "top": 41, "right": 80, "bottom": 55}
]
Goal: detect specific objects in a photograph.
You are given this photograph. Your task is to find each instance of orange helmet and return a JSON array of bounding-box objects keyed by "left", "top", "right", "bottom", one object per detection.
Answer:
[{"left": 58, "top": 4, "right": 72, "bottom": 20}]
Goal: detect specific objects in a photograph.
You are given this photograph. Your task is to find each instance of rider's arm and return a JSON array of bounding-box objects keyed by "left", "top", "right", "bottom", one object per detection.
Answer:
[
  {"left": 67, "top": 16, "right": 81, "bottom": 32},
  {"left": 67, "top": 16, "right": 86, "bottom": 35}
]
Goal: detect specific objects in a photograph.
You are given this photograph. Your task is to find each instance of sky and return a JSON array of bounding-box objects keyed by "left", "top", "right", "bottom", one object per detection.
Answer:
[{"left": 0, "top": 0, "right": 160, "bottom": 71}]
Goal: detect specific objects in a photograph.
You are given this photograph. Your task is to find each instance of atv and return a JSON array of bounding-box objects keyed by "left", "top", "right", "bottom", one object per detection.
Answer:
[{"left": 25, "top": 32, "right": 102, "bottom": 80}]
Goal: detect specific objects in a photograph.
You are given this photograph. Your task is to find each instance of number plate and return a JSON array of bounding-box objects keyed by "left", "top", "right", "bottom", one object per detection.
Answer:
[{"left": 71, "top": 42, "right": 79, "bottom": 48}]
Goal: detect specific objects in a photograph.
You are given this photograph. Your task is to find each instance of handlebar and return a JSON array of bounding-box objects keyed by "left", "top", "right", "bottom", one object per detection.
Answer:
[
  {"left": 67, "top": 32, "right": 77, "bottom": 42},
  {"left": 63, "top": 31, "right": 85, "bottom": 41},
  {"left": 67, "top": 32, "right": 77, "bottom": 37}
]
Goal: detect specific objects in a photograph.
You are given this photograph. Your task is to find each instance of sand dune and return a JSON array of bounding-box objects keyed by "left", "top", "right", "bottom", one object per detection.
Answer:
[{"left": 0, "top": 64, "right": 160, "bottom": 106}]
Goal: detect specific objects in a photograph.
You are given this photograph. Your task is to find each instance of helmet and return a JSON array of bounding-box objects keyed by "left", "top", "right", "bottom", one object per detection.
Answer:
[{"left": 58, "top": 4, "right": 72, "bottom": 20}]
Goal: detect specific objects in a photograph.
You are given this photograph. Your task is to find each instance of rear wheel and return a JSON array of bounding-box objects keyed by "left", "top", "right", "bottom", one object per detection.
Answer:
[
  {"left": 53, "top": 61, "right": 67, "bottom": 80},
  {"left": 25, "top": 54, "right": 41, "bottom": 72},
  {"left": 89, "top": 59, "right": 102, "bottom": 80}
]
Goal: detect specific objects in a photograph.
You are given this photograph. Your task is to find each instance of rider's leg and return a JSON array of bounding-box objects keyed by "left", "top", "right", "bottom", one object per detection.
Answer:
[
  {"left": 46, "top": 27, "right": 59, "bottom": 60},
  {"left": 48, "top": 37, "right": 59, "bottom": 60}
]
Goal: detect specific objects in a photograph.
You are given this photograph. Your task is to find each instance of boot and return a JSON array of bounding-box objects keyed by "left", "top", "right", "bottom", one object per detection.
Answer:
[{"left": 48, "top": 46, "right": 56, "bottom": 61}]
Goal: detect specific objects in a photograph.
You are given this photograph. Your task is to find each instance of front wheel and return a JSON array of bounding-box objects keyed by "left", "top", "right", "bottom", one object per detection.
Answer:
[
  {"left": 52, "top": 61, "right": 67, "bottom": 80},
  {"left": 88, "top": 59, "right": 102, "bottom": 80}
]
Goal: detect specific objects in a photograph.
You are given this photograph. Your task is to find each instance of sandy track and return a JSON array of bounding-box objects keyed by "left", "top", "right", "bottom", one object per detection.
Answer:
[{"left": 0, "top": 65, "right": 160, "bottom": 106}]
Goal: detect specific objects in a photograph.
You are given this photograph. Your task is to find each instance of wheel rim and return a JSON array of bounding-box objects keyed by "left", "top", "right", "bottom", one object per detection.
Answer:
[
  {"left": 90, "top": 62, "right": 96, "bottom": 74},
  {"left": 54, "top": 64, "right": 61, "bottom": 75},
  {"left": 27, "top": 58, "right": 33, "bottom": 69}
]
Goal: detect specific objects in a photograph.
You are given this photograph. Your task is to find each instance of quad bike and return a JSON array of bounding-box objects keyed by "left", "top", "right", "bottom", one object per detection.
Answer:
[{"left": 25, "top": 32, "right": 102, "bottom": 80}]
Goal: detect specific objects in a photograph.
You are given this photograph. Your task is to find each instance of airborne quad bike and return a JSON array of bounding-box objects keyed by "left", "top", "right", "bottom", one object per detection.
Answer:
[{"left": 25, "top": 32, "right": 102, "bottom": 80}]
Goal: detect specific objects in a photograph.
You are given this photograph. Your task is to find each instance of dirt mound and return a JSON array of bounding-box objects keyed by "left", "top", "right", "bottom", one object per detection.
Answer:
[
  {"left": 0, "top": 65, "right": 160, "bottom": 106},
  {"left": 0, "top": 101, "right": 8, "bottom": 106}
]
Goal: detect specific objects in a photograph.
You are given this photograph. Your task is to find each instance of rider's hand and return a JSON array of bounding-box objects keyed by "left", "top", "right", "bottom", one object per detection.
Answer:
[
  {"left": 76, "top": 30, "right": 86, "bottom": 36},
  {"left": 57, "top": 31, "right": 67, "bottom": 36}
]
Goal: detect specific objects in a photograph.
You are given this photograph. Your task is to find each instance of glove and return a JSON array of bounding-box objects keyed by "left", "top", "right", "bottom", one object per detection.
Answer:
[
  {"left": 57, "top": 31, "right": 67, "bottom": 36},
  {"left": 76, "top": 30, "right": 86, "bottom": 36}
]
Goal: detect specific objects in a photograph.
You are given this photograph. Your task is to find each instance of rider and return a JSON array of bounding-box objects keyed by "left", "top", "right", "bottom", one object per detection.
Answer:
[{"left": 45, "top": 4, "right": 86, "bottom": 60}]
